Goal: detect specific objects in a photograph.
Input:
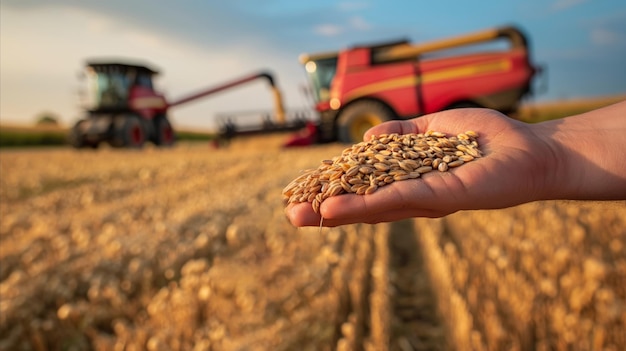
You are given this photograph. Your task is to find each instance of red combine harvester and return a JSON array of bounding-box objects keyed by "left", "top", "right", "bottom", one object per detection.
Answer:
[
  {"left": 289, "top": 25, "right": 541, "bottom": 145},
  {"left": 70, "top": 61, "right": 304, "bottom": 148}
]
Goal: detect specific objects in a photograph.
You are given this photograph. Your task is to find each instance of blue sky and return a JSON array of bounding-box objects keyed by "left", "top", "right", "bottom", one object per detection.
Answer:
[{"left": 1, "top": 0, "right": 625, "bottom": 129}]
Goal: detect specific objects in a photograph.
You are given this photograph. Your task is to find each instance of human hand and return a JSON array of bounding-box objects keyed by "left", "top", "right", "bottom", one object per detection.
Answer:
[{"left": 285, "top": 108, "right": 556, "bottom": 227}]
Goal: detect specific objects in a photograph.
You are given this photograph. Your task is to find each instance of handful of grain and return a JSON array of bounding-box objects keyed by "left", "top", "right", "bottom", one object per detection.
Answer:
[{"left": 282, "top": 130, "right": 482, "bottom": 213}]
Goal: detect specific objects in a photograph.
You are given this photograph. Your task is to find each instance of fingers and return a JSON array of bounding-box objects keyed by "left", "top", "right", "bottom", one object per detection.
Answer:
[
  {"left": 322, "top": 184, "right": 412, "bottom": 217},
  {"left": 363, "top": 120, "right": 419, "bottom": 140},
  {"left": 285, "top": 179, "right": 452, "bottom": 227},
  {"left": 285, "top": 201, "right": 446, "bottom": 227},
  {"left": 362, "top": 110, "right": 468, "bottom": 141},
  {"left": 363, "top": 108, "right": 509, "bottom": 143},
  {"left": 285, "top": 202, "right": 322, "bottom": 227}
]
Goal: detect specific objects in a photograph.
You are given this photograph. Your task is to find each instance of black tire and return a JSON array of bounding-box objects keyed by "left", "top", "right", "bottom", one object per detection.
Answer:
[
  {"left": 337, "top": 100, "right": 395, "bottom": 144},
  {"left": 153, "top": 116, "right": 175, "bottom": 147},
  {"left": 119, "top": 116, "right": 146, "bottom": 148},
  {"left": 68, "top": 120, "right": 87, "bottom": 149}
]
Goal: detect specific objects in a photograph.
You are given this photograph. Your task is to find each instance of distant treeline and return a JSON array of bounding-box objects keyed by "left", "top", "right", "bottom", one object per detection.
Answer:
[{"left": 0, "top": 127, "right": 68, "bottom": 147}]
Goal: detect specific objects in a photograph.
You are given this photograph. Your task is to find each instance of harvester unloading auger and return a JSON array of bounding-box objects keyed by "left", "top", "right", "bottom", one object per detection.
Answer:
[{"left": 69, "top": 61, "right": 306, "bottom": 148}]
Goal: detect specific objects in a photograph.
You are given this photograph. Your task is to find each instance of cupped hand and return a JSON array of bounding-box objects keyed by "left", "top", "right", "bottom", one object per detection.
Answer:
[{"left": 285, "top": 108, "right": 554, "bottom": 227}]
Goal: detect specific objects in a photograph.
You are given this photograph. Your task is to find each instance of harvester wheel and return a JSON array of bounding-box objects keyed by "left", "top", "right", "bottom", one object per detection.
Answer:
[
  {"left": 154, "top": 116, "right": 175, "bottom": 147},
  {"left": 68, "top": 120, "right": 87, "bottom": 148},
  {"left": 120, "top": 117, "right": 146, "bottom": 148},
  {"left": 337, "top": 100, "right": 395, "bottom": 144}
]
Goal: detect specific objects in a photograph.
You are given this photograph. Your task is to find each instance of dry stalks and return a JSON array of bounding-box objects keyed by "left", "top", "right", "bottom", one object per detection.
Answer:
[
  {"left": 1, "top": 138, "right": 623, "bottom": 351},
  {"left": 414, "top": 201, "right": 626, "bottom": 351},
  {"left": 0, "top": 144, "right": 393, "bottom": 351}
]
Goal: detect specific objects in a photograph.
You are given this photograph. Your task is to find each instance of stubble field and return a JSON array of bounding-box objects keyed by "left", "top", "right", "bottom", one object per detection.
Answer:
[{"left": 1, "top": 133, "right": 624, "bottom": 351}]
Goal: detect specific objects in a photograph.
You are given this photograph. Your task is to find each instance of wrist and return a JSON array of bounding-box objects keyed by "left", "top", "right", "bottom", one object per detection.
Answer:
[
  {"left": 531, "top": 101, "right": 626, "bottom": 201},
  {"left": 529, "top": 119, "right": 573, "bottom": 200},
  {"left": 532, "top": 119, "right": 584, "bottom": 200}
]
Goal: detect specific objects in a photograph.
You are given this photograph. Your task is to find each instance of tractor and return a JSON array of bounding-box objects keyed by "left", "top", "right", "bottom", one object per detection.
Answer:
[{"left": 69, "top": 60, "right": 298, "bottom": 148}]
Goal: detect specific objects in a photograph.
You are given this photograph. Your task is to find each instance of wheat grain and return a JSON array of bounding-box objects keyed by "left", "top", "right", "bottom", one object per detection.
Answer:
[
  {"left": 282, "top": 131, "right": 482, "bottom": 213},
  {"left": 438, "top": 162, "right": 449, "bottom": 172}
]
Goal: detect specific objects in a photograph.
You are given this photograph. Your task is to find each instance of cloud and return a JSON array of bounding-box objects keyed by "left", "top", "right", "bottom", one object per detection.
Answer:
[
  {"left": 551, "top": 0, "right": 589, "bottom": 11},
  {"left": 337, "top": 1, "right": 370, "bottom": 12},
  {"left": 349, "top": 16, "right": 372, "bottom": 31},
  {"left": 582, "top": 11, "right": 626, "bottom": 50},
  {"left": 312, "top": 15, "right": 372, "bottom": 37},
  {"left": 83, "top": 13, "right": 111, "bottom": 33},
  {"left": 590, "top": 27, "right": 621, "bottom": 46},
  {"left": 314, "top": 24, "right": 343, "bottom": 37}
]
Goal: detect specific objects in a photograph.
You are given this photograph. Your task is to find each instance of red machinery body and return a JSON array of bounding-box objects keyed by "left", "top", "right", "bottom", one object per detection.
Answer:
[
  {"left": 333, "top": 48, "right": 533, "bottom": 115},
  {"left": 127, "top": 85, "right": 168, "bottom": 120},
  {"left": 298, "top": 25, "right": 540, "bottom": 144}
]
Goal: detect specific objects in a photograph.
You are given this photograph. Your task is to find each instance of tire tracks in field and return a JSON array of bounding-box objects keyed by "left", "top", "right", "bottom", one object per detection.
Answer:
[{"left": 388, "top": 219, "right": 446, "bottom": 351}]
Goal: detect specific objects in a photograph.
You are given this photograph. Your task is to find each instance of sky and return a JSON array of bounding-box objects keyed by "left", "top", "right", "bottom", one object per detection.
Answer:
[{"left": 1, "top": 0, "right": 625, "bottom": 130}]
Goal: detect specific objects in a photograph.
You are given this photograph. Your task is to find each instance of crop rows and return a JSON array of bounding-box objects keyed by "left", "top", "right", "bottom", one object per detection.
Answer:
[
  {"left": 414, "top": 200, "right": 625, "bottom": 351},
  {"left": 1, "top": 135, "right": 624, "bottom": 350}
]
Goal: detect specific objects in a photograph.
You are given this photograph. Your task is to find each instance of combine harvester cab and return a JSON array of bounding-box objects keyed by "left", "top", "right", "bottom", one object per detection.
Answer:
[{"left": 296, "top": 25, "right": 542, "bottom": 144}]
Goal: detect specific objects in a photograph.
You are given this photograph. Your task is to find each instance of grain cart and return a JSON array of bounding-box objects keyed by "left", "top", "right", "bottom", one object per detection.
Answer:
[
  {"left": 294, "top": 25, "right": 541, "bottom": 144},
  {"left": 69, "top": 61, "right": 298, "bottom": 148}
]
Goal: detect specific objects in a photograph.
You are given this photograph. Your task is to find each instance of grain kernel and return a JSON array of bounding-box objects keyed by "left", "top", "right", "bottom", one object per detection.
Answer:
[
  {"left": 374, "top": 163, "right": 390, "bottom": 171},
  {"left": 365, "top": 184, "right": 378, "bottom": 194},
  {"left": 447, "top": 159, "right": 465, "bottom": 167},
  {"left": 393, "top": 174, "right": 411, "bottom": 181},
  {"left": 416, "top": 166, "right": 433, "bottom": 174},
  {"left": 359, "top": 166, "right": 374, "bottom": 175}
]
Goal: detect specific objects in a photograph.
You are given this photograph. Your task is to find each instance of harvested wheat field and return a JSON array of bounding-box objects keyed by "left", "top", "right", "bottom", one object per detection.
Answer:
[{"left": 1, "top": 135, "right": 625, "bottom": 351}]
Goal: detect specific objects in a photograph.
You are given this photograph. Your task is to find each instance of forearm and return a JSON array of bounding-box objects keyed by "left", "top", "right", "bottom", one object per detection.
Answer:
[{"left": 535, "top": 100, "right": 626, "bottom": 200}]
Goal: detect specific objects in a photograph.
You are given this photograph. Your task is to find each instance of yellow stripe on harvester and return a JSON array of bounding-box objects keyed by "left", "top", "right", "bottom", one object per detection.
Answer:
[
  {"left": 341, "top": 59, "right": 511, "bottom": 103},
  {"left": 343, "top": 76, "right": 420, "bottom": 102},
  {"left": 422, "top": 59, "right": 511, "bottom": 84}
]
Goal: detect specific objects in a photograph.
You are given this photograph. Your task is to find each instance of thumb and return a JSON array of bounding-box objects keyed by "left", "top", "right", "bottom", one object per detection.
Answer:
[{"left": 364, "top": 120, "right": 419, "bottom": 140}]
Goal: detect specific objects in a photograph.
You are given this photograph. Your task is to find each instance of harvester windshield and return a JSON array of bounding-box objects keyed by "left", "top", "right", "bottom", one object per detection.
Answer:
[
  {"left": 83, "top": 62, "right": 157, "bottom": 112},
  {"left": 85, "top": 66, "right": 131, "bottom": 110},
  {"left": 303, "top": 57, "right": 337, "bottom": 103}
]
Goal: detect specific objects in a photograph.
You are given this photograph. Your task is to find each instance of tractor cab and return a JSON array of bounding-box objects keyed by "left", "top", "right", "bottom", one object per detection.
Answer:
[
  {"left": 71, "top": 61, "right": 173, "bottom": 149},
  {"left": 84, "top": 62, "right": 159, "bottom": 113}
]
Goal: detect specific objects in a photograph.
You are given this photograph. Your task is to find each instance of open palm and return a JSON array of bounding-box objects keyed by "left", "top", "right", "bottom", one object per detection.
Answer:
[{"left": 286, "top": 108, "right": 554, "bottom": 227}]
